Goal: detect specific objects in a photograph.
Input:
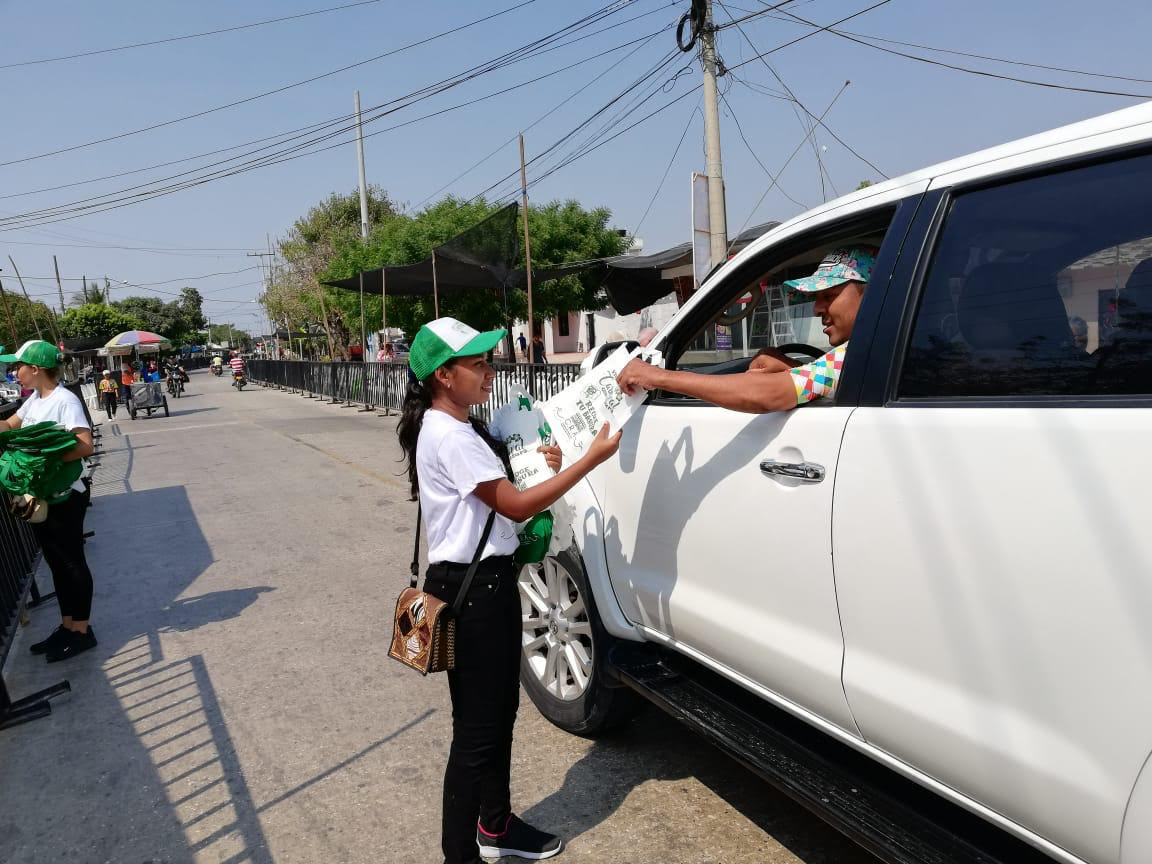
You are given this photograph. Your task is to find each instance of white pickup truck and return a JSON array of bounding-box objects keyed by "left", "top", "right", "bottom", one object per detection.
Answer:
[{"left": 518, "top": 101, "right": 1152, "bottom": 864}]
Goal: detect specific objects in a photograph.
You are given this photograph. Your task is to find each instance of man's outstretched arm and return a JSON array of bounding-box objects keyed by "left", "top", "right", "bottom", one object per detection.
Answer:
[{"left": 618, "top": 359, "right": 796, "bottom": 414}]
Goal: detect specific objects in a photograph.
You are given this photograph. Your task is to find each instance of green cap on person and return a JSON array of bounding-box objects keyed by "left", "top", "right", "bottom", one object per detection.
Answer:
[
  {"left": 0, "top": 339, "right": 62, "bottom": 368},
  {"left": 409, "top": 317, "right": 505, "bottom": 381},
  {"left": 784, "top": 246, "right": 878, "bottom": 294}
]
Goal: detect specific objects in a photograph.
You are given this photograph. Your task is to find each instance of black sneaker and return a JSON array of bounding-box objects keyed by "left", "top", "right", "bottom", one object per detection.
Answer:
[
  {"left": 476, "top": 815, "right": 563, "bottom": 861},
  {"left": 29, "top": 625, "right": 68, "bottom": 656},
  {"left": 46, "top": 628, "right": 98, "bottom": 663}
]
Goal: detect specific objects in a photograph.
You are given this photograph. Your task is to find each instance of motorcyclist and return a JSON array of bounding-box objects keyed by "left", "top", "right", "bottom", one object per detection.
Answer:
[{"left": 229, "top": 352, "right": 246, "bottom": 388}]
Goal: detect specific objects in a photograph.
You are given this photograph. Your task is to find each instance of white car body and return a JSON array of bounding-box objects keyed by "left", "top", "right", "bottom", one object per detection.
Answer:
[{"left": 562, "top": 101, "right": 1152, "bottom": 864}]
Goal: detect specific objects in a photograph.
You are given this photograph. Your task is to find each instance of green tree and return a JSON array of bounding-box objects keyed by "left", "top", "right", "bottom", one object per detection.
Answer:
[
  {"left": 57, "top": 304, "right": 144, "bottom": 343},
  {"left": 0, "top": 291, "right": 57, "bottom": 348},
  {"left": 69, "top": 280, "right": 107, "bottom": 307},
  {"left": 270, "top": 195, "right": 626, "bottom": 356},
  {"left": 110, "top": 287, "right": 206, "bottom": 347}
]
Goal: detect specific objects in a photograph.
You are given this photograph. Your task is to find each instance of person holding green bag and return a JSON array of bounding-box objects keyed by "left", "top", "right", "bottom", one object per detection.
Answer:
[
  {"left": 0, "top": 340, "right": 97, "bottom": 663},
  {"left": 397, "top": 317, "right": 620, "bottom": 864}
]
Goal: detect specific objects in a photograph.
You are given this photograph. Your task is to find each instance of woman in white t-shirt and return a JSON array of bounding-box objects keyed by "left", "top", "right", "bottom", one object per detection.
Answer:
[
  {"left": 0, "top": 340, "right": 97, "bottom": 663},
  {"left": 397, "top": 318, "right": 620, "bottom": 864}
]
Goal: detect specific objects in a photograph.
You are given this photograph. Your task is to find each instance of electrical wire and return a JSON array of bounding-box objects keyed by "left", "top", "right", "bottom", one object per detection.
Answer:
[
  {"left": 413, "top": 19, "right": 671, "bottom": 209},
  {"left": 0, "top": 0, "right": 385, "bottom": 70},
  {"left": 719, "top": 92, "right": 807, "bottom": 208},
  {"left": 762, "top": 2, "right": 1152, "bottom": 100},
  {"left": 633, "top": 101, "right": 701, "bottom": 235},
  {"left": 0, "top": 9, "right": 672, "bottom": 231},
  {"left": 0, "top": 0, "right": 546, "bottom": 168},
  {"left": 728, "top": 80, "right": 849, "bottom": 254}
]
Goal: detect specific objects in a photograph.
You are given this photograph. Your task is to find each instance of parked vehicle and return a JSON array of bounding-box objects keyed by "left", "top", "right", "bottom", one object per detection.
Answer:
[
  {"left": 128, "top": 380, "right": 168, "bottom": 420},
  {"left": 525, "top": 102, "right": 1152, "bottom": 864}
]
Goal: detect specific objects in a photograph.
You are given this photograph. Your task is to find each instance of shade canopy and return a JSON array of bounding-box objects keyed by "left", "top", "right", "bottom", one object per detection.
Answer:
[
  {"left": 105, "top": 330, "right": 172, "bottom": 349},
  {"left": 324, "top": 212, "right": 781, "bottom": 315}
]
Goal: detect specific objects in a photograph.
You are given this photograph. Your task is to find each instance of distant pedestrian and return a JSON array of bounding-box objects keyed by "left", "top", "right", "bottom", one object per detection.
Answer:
[
  {"left": 531, "top": 335, "right": 547, "bottom": 365},
  {"left": 98, "top": 370, "right": 118, "bottom": 420},
  {"left": 119, "top": 362, "right": 135, "bottom": 405},
  {"left": 516, "top": 332, "right": 527, "bottom": 359}
]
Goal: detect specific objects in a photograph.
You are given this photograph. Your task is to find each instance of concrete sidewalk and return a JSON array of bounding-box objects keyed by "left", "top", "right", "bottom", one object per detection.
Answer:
[{"left": 0, "top": 369, "right": 872, "bottom": 864}]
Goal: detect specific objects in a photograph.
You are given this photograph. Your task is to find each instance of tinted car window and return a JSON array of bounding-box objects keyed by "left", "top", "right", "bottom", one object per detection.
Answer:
[{"left": 900, "top": 152, "right": 1152, "bottom": 398}]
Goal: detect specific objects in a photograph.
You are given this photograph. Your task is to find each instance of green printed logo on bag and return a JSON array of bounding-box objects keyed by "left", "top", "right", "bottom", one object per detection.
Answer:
[{"left": 514, "top": 510, "right": 554, "bottom": 566}]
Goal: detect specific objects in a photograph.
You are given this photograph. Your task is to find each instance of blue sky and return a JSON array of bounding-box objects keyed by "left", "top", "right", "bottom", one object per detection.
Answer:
[{"left": 2, "top": 0, "right": 1149, "bottom": 332}]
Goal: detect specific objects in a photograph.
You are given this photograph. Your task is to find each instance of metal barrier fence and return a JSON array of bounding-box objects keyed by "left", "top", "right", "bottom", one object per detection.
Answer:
[
  {"left": 0, "top": 402, "right": 71, "bottom": 730},
  {"left": 247, "top": 361, "right": 583, "bottom": 422}
]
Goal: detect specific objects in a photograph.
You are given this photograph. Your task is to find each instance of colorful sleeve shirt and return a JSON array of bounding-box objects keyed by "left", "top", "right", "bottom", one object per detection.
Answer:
[{"left": 787, "top": 342, "right": 847, "bottom": 405}]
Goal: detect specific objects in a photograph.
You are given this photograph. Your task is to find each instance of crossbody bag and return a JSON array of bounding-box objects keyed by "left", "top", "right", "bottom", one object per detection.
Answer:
[{"left": 388, "top": 503, "right": 496, "bottom": 675}]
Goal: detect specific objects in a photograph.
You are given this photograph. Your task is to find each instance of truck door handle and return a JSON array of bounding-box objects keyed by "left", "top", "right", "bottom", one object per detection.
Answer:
[{"left": 760, "top": 459, "right": 825, "bottom": 483}]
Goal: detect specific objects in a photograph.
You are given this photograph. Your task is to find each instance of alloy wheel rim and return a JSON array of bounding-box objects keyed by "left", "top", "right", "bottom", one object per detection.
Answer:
[{"left": 519, "top": 557, "right": 594, "bottom": 701}]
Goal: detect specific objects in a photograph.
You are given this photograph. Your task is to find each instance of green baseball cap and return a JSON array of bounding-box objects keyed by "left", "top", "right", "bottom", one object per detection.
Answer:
[
  {"left": 784, "top": 246, "right": 878, "bottom": 294},
  {"left": 0, "top": 339, "right": 62, "bottom": 368},
  {"left": 409, "top": 317, "right": 505, "bottom": 380}
]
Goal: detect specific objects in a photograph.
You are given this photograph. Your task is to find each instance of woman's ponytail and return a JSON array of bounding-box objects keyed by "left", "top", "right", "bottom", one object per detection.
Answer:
[{"left": 397, "top": 376, "right": 433, "bottom": 500}]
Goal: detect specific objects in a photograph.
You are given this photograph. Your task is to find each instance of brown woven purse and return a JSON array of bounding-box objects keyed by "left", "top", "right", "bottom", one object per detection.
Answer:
[{"left": 389, "top": 505, "right": 495, "bottom": 675}]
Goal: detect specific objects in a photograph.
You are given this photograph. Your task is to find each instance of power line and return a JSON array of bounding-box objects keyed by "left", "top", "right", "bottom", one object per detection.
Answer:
[
  {"left": 0, "top": 4, "right": 665, "bottom": 230},
  {"left": 728, "top": 80, "right": 850, "bottom": 254},
  {"left": 0, "top": 0, "right": 545, "bottom": 168},
  {"left": 0, "top": 0, "right": 385, "bottom": 69},
  {"left": 633, "top": 102, "right": 700, "bottom": 235},
  {"left": 720, "top": 91, "right": 807, "bottom": 209},
  {"left": 413, "top": 19, "right": 670, "bottom": 209},
  {"left": 764, "top": 3, "right": 1152, "bottom": 100},
  {"left": 0, "top": 9, "right": 670, "bottom": 230}
]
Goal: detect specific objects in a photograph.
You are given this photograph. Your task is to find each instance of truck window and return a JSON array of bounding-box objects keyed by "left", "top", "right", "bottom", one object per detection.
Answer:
[{"left": 900, "top": 152, "right": 1152, "bottom": 399}]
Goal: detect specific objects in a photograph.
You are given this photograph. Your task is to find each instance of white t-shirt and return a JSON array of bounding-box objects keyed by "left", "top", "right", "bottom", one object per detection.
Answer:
[
  {"left": 416, "top": 409, "right": 519, "bottom": 564},
  {"left": 17, "top": 385, "right": 91, "bottom": 493}
]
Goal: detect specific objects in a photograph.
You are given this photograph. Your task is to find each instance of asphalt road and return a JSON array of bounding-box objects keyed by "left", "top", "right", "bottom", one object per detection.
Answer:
[{"left": 0, "top": 369, "right": 876, "bottom": 864}]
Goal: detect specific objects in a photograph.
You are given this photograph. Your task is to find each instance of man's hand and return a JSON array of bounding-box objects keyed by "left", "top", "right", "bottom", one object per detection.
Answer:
[
  {"left": 749, "top": 347, "right": 800, "bottom": 374},
  {"left": 617, "top": 358, "right": 662, "bottom": 396}
]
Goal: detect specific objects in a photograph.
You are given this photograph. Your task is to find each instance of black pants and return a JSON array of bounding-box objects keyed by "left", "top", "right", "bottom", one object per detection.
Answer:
[
  {"left": 101, "top": 390, "right": 118, "bottom": 418},
  {"left": 30, "top": 484, "right": 94, "bottom": 621},
  {"left": 424, "top": 555, "right": 519, "bottom": 864}
]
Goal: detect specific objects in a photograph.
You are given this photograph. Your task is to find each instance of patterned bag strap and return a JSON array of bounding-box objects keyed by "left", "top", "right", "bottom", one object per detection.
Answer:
[
  {"left": 410, "top": 503, "right": 422, "bottom": 589},
  {"left": 451, "top": 511, "right": 497, "bottom": 615}
]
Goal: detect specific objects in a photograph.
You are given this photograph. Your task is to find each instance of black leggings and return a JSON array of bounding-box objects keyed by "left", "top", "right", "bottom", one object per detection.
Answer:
[
  {"left": 101, "top": 390, "right": 118, "bottom": 418},
  {"left": 424, "top": 555, "right": 519, "bottom": 864},
  {"left": 30, "top": 483, "right": 94, "bottom": 621}
]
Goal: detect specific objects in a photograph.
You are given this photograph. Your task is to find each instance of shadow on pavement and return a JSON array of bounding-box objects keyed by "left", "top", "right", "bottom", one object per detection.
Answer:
[
  {"left": 0, "top": 485, "right": 274, "bottom": 864},
  {"left": 521, "top": 710, "right": 877, "bottom": 864}
]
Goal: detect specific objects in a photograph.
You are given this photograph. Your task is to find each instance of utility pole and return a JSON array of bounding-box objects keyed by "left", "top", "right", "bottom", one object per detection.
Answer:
[
  {"left": 7, "top": 257, "right": 45, "bottom": 340},
  {"left": 354, "top": 90, "right": 371, "bottom": 361},
  {"left": 519, "top": 133, "right": 534, "bottom": 349},
  {"left": 52, "top": 255, "right": 66, "bottom": 315},
  {"left": 700, "top": 0, "right": 728, "bottom": 269},
  {"left": 0, "top": 274, "right": 18, "bottom": 348}
]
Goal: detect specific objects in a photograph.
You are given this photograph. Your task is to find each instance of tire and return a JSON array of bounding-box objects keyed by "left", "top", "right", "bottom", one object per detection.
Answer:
[
  {"left": 162, "top": 399, "right": 169, "bottom": 418},
  {"left": 519, "top": 547, "right": 644, "bottom": 737},
  {"left": 129, "top": 405, "right": 136, "bottom": 420}
]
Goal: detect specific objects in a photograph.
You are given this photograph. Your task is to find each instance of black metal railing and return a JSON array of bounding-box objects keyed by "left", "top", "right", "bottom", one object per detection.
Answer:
[
  {"left": 0, "top": 401, "right": 71, "bottom": 731},
  {"left": 247, "top": 361, "right": 583, "bottom": 422}
]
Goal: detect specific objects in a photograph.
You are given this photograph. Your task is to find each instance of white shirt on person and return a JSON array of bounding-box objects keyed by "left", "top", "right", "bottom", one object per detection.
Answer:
[
  {"left": 17, "top": 384, "right": 90, "bottom": 492},
  {"left": 416, "top": 409, "right": 519, "bottom": 564}
]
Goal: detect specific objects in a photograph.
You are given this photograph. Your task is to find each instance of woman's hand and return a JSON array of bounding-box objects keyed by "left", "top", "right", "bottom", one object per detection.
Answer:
[
  {"left": 538, "top": 444, "right": 563, "bottom": 473},
  {"left": 582, "top": 423, "right": 623, "bottom": 467}
]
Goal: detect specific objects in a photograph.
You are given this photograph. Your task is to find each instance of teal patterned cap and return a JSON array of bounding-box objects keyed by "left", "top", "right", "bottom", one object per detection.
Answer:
[{"left": 784, "top": 246, "right": 878, "bottom": 293}]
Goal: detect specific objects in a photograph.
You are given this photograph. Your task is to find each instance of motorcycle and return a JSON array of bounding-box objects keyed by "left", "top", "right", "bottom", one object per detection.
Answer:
[
  {"left": 232, "top": 370, "right": 247, "bottom": 391},
  {"left": 165, "top": 369, "right": 185, "bottom": 398},
  {"left": 211, "top": 365, "right": 223, "bottom": 377}
]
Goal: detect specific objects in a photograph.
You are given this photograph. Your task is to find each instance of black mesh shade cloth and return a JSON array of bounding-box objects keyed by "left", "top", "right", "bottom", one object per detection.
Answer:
[
  {"left": 323, "top": 203, "right": 521, "bottom": 297},
  {"left": 324, "top": 212, "right": 779, "bottom": 315}
]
